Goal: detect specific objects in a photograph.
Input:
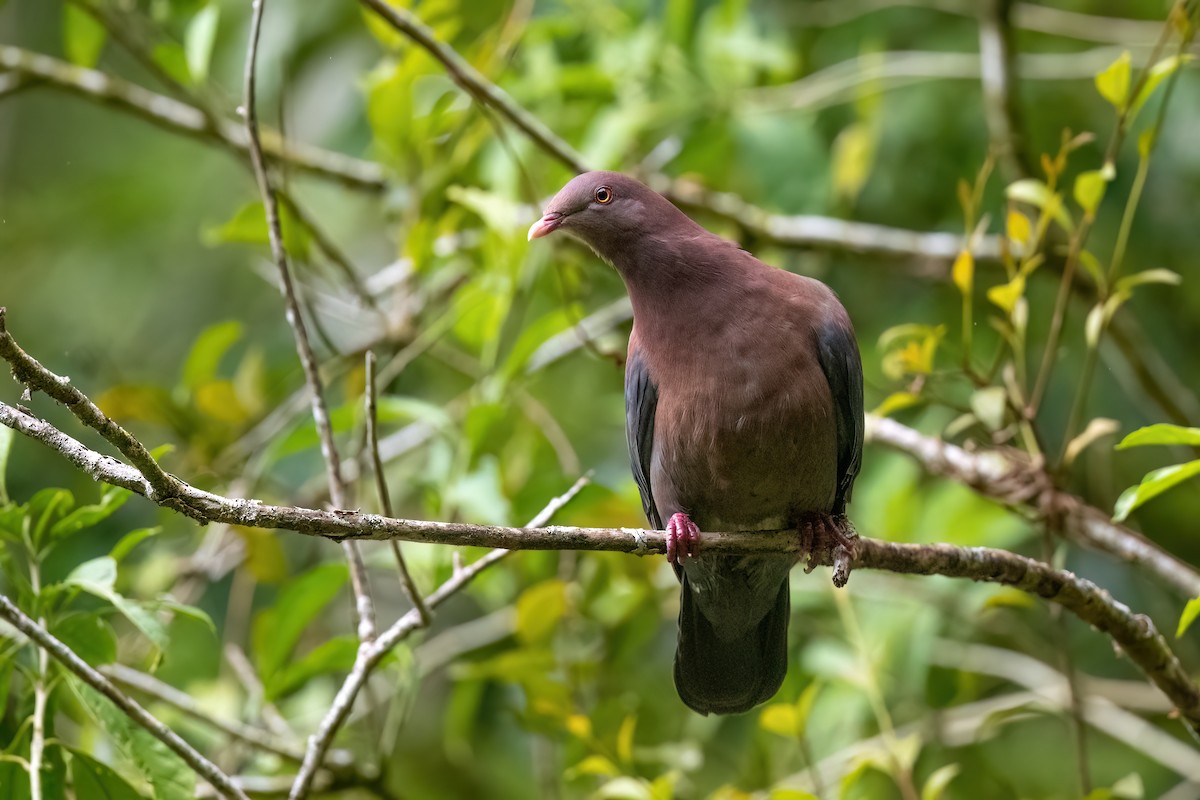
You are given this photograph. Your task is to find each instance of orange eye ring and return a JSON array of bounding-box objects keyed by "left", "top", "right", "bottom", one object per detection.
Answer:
[{"left": 594, "top": 186, "right": 613, "bottom": 204}]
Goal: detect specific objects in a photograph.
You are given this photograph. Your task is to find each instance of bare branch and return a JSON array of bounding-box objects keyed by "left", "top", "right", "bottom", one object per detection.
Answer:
[
  {"left": 0, "top": 46, "right": 384, "bottom": 191},
  {"left": 365, "top": 350, "right": 430, "bottom": 625},
  {"left": 98, "top": 664, "right": 359, "bottom": 771},
  {"left": 241, "top": 0, "right": 375, "bottom": 642},
  {"left": 0, "top": 595, "right": 250, "bottom": 800}
]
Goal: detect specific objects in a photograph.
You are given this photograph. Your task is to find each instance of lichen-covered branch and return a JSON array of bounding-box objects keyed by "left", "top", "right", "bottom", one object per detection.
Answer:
[
  {"left": 1, "top": 390, "right": 1197, "bottom": 737},
  {"left": 866, "top": 415, "right": 1200, "bottom": 598}
]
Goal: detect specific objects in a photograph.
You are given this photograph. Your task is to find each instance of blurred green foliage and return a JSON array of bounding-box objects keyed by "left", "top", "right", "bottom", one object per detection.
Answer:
[{"left": 1, "top": 0, "right": 1199, "bottom": 798}]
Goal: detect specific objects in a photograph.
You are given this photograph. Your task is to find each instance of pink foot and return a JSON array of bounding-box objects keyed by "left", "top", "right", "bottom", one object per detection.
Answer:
[{"left": 666, "top": 512, "right": 701, "bottom": 564}]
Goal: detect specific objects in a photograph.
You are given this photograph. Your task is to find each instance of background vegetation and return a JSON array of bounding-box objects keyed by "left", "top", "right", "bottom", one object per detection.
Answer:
[{"left": 1, "top": 0, "right": 1199, "bottom": 798}]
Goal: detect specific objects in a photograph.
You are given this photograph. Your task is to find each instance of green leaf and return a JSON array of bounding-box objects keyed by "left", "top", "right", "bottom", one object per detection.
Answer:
[
  {"left": 204, "top": 201, "right": 309, "bottom": 261},
  {"left": 1085, "top": 304, "right": 1105, "bottom": 349},
  {"left": 268, "top": 635, "right": 360, "bottom": 699},
  {"left": 69, "top": 749, "right": 147, "bottom": 800},
  {"left": 1130, "top": 55, "right": 1192, "bottom": 118},
  {"left": 69, "top": 677, "right": 194, "bottom": 800},
  {"left": 181, "top": 320, "right": 243, "bottom": 392},
  {"left": 1064, "top": 418, "right": 1120, "bottom": 467},
  {"left": 63, "top": 4, "right": 107, "bottom": 67},
  {"left": 516, "top": 579, "right": 568, "bottom": 645},
  {"left": 151, "top": 43, "right": 191, "bottom": 86},
  {"left": 1094, "top": 51, "right": 1131, "bottom": 110},
  {"left": 1114, "top": 460, "right": 1200, "bottom": 521},
  {"left": 252, "top": 562, "right": 348, "bottom": 681},
  {"left": 0, "top": 424, "right": 12, "bottom": 504},
  {"left": 768, "top": 792, "right": 818, "bottom": 800},
  {"left": 1177, "top": 597, "right": 1200, "bottom": 639},
  {"left": 922, "top": 764, "right": 961, "bottom": 800},
  {"left": 50, "top": 486, "right": 131, "bottom": 540},
  {"left": 109, "top": 527, "right": 162, "bottom": 563},
  {"left": 51, "top": 612, "right": 117, "bottom": 665},
  {"left": 1073, "top": 170, "right": 1106, "bottom": 216},
  {"left": 1117, "top": 423, "right": 1200, "bottom": 449},
  {"left": 1006, "top": 179, "right": 1073, "bottom": 232},
  {"left": 61, "top": 557, "right": 169, "bottom": 654},
  {"left": 446, "top": 185, "right": 521, "bottom": 234},
  {"left": 1114, "top": 269, "right": 1182, "bottom": 293},
  {"left": 184, "top": 4, "right": 219, "bottom": 83},
  {"left": 155, "top": 598, "right": 215, "bottom": 634},
  {"left": 30, "top": 487, "right": 75, "bottom": 548}
]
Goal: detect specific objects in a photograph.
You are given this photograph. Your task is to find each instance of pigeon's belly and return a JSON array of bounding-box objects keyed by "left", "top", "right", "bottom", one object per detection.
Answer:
[{"left": 651, "top": 374, "right": 838, "bottom": 529}]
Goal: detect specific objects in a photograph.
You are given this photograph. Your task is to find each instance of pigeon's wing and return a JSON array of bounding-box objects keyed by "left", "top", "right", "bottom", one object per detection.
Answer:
[
  {"left": 816, "top": 317, "right": 864, "bottom": 514},
  {"left": 625, "top": 331, "right": 661, "bottom": 529}
]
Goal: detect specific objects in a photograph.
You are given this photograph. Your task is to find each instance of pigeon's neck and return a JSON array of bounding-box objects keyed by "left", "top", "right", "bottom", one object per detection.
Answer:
[{"left": 614, "top": 232, "right": 745, "bottom": 353}]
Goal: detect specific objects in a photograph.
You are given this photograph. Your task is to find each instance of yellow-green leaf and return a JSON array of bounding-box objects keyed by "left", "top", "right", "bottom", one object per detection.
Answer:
[
  {"left": 831, "top": 122, "right": 877, "bottom": 203},
  {"left": 1117, "top": 424, "right": 1200, "bottom": 449},
  {"left": 873, "top": 391, "right": 923, "bottom": 418},
  {"left": 986, "top": 274, "right": 1025, "bottom": 315},
  {"left": 1064, "top": 418, "right": 1119, "bottom": 467},
  {"left": 565, "top": 755, "right": 619, "bottom": 779},
  {"left": 759, "top": 703, "right": 799, "bottom": 737},
  {"left": 1006, "top": 211, "right": 1031, "bottom": 248},
  {"left": 1114, "top": 460, "right": 1200, "bottom": 521},
  {"left": 64, "top": 4, "right": 107, "bottom": 67},
  {"left": 184, "top": 4, "right": 220, "bottom": 83},
  {"left": 616, "top": 714, "right": 637, "bottom": 766},
  {"left": 1131, "top": 55, "right": 1193, "bottom": 118},
  {"left": 951, "top": 249, "right": 974, "bottom": 295},
  {"left": 1073, "top": 170, "right": 1106, "bottom": 216},
  {"left": 1006, "top": 179, "right": 1073, "bottom": 233},
  {"left": 1085, "top": 304, "right": 1105, "bottom": 349},
  {"left": 922, "top": 764, "right": 961, "bottom": 800},
  {"left": 970, "top": 387, "right": 1008, "bottom": 432},
  {"left": 1178, "top": 597, "right": 1200, "bottom": 639},
  {"left": 1095, "top": 51, "right": 1131, "bottom": 110},
  {"left": 1115, "top": 269, "right": 1182, "bottom": 293},
  {"left": 516, "top": 579, "right": 568, "bottom": 644}
]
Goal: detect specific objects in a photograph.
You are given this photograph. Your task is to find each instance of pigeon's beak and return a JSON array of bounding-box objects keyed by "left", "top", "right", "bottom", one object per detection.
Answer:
[{"left": 527, "top": 211, "right": 564, "bottom": 241}]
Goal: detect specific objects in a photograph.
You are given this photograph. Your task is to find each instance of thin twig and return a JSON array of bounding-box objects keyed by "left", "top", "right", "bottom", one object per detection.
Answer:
[
  {"left": 0, "top": 595, "right": 250, "bottom": 800},
  {"left": 240, "top": 0, "right": 375, "bottom": 642},
  {"left": 0, "top": 46, "right": 384, "bottom": 190},
  {"left": 365, "top": 350, "right": 430, "bottom": 625},
  {"left": 99, "top": 664, "right": 359, "bottom": 771},
  {"left": 287, "top": 474, "right": 592, "bottom": 800}
]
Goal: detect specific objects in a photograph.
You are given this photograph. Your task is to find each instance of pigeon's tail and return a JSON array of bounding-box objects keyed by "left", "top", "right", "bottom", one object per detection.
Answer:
[{"left": 673, "top": 577, "right": 789, "bottom": 716}]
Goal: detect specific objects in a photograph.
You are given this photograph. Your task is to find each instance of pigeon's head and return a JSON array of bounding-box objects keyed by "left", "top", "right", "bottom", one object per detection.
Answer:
[{"left": 528, "top": 171, "right": 679, "bottom": 256}]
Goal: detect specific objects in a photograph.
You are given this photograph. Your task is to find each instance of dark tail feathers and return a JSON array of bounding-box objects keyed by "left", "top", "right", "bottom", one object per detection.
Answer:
[{"left": 673, "top": 578, "right": 789, "bottom": 715}]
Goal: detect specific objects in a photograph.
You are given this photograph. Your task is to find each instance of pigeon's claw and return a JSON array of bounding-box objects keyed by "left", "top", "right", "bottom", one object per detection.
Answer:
[
  {"left": 798, "top": 513, "right": 859, "bottom": 588},
  {"left": 666, "top": 512, "right": 702, "bottom": 564}
]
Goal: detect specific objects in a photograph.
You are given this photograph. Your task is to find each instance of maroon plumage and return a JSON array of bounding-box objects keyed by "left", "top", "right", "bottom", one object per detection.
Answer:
[{"left": 529, "top": 172, "right": 864, "bottom": 714}]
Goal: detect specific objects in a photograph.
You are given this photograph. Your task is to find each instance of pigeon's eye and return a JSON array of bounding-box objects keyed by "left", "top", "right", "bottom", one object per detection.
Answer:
[{"left": 594, "top": 186, "right": 613, "bottom": 204}]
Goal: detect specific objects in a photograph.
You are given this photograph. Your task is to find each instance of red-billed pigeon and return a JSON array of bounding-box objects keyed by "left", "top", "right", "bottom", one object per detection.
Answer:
[{"left": 528, "top": 172, "right": 864, "bottom": 715}]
